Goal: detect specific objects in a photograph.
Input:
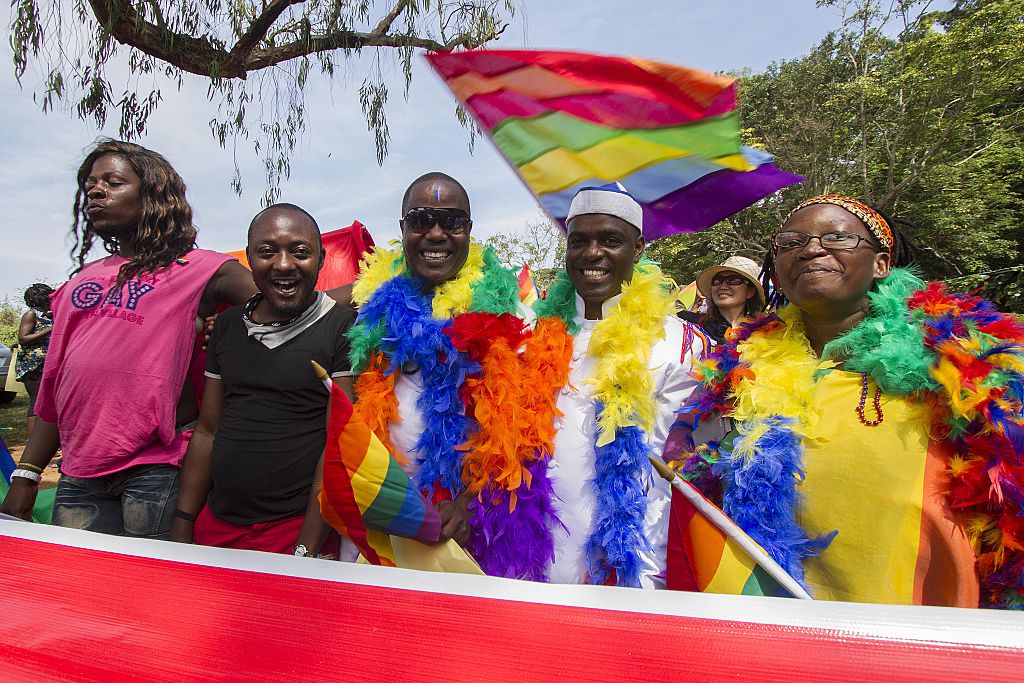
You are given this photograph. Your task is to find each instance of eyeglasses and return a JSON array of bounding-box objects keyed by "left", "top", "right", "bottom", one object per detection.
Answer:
[
  {"left": 711, "top": 274, "right": 750, "bottom": 287},
  {"left": 772, "top": 231, "right": 876, "bottom": 252},
  {"left": 401, "top": 207, "right": 472, "bottom": 235}
]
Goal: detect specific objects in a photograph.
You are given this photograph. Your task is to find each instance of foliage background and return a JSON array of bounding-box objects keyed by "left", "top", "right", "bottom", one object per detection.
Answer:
[
  {"left": 644, "top": 0, "right": 1024, "bottom": 312},
  {"left": 490, "top": 1, "right": 1023, "bottom": 311},
  {"left": 7, "top": 0, "right": 1022, "bottom": 310}
]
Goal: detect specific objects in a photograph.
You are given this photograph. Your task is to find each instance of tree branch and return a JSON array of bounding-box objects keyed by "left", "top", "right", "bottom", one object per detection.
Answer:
[
  {"left": 443, "top": 22, "right": 508, "bottom": 50},
  {"left": 225, "top": 0, "right": 307, "bottom": 74},
  {"left": 87, "top": 0, "right": 504, "bottom": 80},
  {"left": 245, "top": 29, "right": 445, "bottom": 72},
  {"left": 88, "top": 0, "right": 232, "bottom": 77},
  {"left": 919, "top": 243, "right": 965, "bottom": 276},
  {"left": 372, "top": 1, "right": 410, "bottom": 35},
  {"left": 877, "top": 97, "right": 964, "bottom": 207}
]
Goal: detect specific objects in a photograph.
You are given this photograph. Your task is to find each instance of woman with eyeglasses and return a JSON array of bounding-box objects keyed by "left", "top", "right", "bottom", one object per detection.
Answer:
[
  {"left": 675, "top": 194, "right": 1024, "bottom": 608},
  {"left": 682, "top": 256, "right": 766, "bottom": 345}
]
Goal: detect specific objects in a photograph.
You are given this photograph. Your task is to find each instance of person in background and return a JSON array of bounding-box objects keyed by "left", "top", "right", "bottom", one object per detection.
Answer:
[
  {"left": 679, "top": 194, "right": 1024, "bottom": 608},
  {"left": 16, "top": 283, "right": 55, "bottom": 439},
  {"left": 0, "top": 139, "right": 256, "bottom": 538},
  {"left": 680, "top": 256, "right": 765, "bottom": 345},
  {"left": 170, "top": 204, "right": 356, "bottom": 557}
]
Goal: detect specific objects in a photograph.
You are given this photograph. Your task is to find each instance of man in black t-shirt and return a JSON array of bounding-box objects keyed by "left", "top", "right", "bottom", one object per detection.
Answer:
[{"left": 170, "top": 203, "right": 357, "bottom": 557}]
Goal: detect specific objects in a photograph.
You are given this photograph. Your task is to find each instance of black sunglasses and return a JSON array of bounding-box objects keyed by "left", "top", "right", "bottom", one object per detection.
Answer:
[
  {"left": 401, "top": 207, "right": 472, "bottom": 235},
  {"left": 711, "top": 274, "right": 750, "bottom": 287}
]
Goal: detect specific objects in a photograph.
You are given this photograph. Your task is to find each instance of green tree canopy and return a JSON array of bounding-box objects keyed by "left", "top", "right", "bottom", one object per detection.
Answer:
[{"left": 647, "top": 0, "right": 1024, "bottom": 311}]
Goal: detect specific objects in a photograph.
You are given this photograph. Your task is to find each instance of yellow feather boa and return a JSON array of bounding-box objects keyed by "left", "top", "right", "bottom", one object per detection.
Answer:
[
  {"left": 351, "top": 243, "right": 485, "bottom": 319},
  {"left": 587, "top": 264, "right": 680, "bottom": 447},
  {"left": 729, "top": 306, "right": 830, "bottom": 456}
]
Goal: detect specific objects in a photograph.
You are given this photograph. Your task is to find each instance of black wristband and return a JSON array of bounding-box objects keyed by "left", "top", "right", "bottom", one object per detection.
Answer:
[{"left": 173, "top": 509, "right": 197, "bottom": 523}]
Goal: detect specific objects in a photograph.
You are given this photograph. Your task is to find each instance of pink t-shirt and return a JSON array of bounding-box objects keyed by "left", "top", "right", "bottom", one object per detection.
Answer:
[{"left": 36, "top": 249, "right": 234, "bottom": 477}]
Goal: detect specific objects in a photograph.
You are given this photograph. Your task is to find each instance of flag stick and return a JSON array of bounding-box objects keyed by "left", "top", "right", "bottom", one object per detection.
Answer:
[
  {"left": 311, "top": 360, "right": 333, "bottom": 392},
  {"left": 650, "top": 456, "right": 812, "bottom": 600}
]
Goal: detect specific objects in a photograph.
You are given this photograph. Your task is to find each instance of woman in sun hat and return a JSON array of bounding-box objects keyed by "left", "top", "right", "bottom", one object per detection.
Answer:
[{"left": 681, "top": 255, "right": 766, "bottom": 345}]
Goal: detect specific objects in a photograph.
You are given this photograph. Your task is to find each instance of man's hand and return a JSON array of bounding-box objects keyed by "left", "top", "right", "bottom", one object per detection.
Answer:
[
  {"left": 436, "top": 492, "right": 472, "bottom": 548},
  {"left": 201, "top": 314, "right": 218, "bottom": 352},
  {"left": 0, "top": 479, "right": 39, "bottom": 521},
  {"left": 168, "top": 517, "right": 195, "bottom": 544}
]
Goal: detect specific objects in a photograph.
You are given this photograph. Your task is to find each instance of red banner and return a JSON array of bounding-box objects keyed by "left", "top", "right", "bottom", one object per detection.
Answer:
[{"left": 1, "top": 521, "right": 1021, "bottom": 681}]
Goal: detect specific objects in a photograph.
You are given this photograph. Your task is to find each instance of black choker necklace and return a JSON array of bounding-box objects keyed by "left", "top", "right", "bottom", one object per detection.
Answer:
[{"left": 242, "top": 292, "right": 307, "bottom": 327}]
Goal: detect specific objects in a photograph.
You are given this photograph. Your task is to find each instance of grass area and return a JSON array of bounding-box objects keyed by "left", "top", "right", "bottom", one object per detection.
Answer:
[{"left": 0, "top": 393, "right": 29, "bottom": 446}]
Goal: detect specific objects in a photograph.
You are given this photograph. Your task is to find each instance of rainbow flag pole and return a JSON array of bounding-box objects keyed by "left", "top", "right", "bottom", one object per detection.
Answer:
[{"left": 650, "top": 456, "right": 812, "bottom": 600}]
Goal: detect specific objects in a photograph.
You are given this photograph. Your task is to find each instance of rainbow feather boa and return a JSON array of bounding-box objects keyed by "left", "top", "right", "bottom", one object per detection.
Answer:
[
  {"left": 535, "top": 261, "right": 679, "bottom": 587},
  {"left": 687, "top": 268, "right": 1024, "bottom": 608},
  {"left": 347, "top": 243, "right": 567, "bottom": 580}
]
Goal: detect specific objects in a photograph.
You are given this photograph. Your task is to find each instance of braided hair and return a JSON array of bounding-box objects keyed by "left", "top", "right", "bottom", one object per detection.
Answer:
[
  {"left": 760, "top": 203, "right": 917, "bottom": 309},
  {"left": 71, "top": 139, "right": 197, "bottom": 286},
  {"left": 23, "top": 283, "right": 54, "bottom": 311}
]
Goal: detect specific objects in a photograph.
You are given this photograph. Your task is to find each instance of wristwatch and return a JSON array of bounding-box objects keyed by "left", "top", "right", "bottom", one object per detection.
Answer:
[{"left": 293, "top": 544, "right": 310, "bottom": 557}]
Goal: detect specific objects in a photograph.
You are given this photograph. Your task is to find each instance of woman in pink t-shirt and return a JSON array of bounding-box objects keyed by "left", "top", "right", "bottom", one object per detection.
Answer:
[{"left": 1, "top": 140, "right": 257, "bottom": 539}]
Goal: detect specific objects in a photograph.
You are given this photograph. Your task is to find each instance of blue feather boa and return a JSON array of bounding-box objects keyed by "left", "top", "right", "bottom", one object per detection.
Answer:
[
  {"left": 354, "top": 276, "right": 477, "bottom": 497},
  {"left": 585, "top": 404, "right": 652, "bottom": 588},
  {"left": 720, "top": 417, "right": 834, "bottom": 586}
]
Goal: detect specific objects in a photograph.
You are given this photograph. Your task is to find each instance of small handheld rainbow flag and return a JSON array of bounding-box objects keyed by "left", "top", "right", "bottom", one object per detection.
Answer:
[
  {"left": 315, "top": 362, "right": 441, "bottom": 566},
  {"left": 517, "top": 262, "right": 540, "bottom": 305},
  {"left": 426, "top": 50, "right": 803, "bottom": 241},
  {"left": 650, "top": 457, "right": 811, "bottom": 599}
]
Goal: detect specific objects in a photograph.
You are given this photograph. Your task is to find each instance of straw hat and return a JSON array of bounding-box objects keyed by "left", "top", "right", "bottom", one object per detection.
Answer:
[{"left": 696, "top": 256, "right": 766, "bottom": 310}]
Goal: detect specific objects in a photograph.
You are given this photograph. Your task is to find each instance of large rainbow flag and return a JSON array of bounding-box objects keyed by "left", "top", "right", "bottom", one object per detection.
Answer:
[
  {"left": 425, "top": 50, "right": 803, "bottom": 240},
  {"left": 316, "top": 365, "right": 441, "bottom": 566},
  {"left": 651, "top": 457, "right": 810, "bottom": 599}
]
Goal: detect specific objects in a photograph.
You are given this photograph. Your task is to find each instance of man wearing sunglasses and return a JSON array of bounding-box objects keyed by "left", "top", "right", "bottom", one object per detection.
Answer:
[
  {"left": 334, "top": 172, "right": 519, "bottom": 554},
  {"left": 400, "top": 172, "right": 474, "bottom": 291}
]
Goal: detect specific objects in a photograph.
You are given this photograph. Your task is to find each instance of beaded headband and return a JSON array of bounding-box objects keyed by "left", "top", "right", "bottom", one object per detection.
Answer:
[{"left": 787, "top": 194, "right": 894, "bottom": 254}]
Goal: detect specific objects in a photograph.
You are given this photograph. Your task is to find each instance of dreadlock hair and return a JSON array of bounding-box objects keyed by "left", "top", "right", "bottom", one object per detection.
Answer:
[
  {"left": 71, "top": 139, "right": 197, "bottom": 287},
  {"left": 24, "top": 283, "right": 54, "bottom": 310},
  {"left": 760, "top": 202, "right": 918, "bottom": 309}
]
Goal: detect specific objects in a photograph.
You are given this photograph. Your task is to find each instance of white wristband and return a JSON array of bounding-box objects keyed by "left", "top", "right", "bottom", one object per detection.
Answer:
[{"left": 11, "top": 469, "right": 42, "bottom": 484}]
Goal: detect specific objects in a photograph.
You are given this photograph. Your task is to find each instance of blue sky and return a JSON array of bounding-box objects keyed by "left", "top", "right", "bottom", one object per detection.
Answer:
[{"left": 0, "top": 0, "right": 846, "bottom": 302}]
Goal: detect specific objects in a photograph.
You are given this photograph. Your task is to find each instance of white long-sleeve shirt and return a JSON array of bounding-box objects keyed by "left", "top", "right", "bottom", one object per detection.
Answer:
[{"left": 546, "top": 294, "right": 704, "bottom": 587}]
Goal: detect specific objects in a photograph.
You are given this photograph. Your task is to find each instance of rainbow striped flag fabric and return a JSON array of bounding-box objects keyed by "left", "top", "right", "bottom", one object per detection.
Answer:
[
  {"left": 319, "top": 380, "right": 441, "bottom": 566},
  {"left": 425, "top": 50, "right": 803, "bottom": 240},
  {"left": 517, "top": 263, "right": 540, "bottom": 305},
  {"left": 653, "top": 459, "right": 810, "bottom": 599}
]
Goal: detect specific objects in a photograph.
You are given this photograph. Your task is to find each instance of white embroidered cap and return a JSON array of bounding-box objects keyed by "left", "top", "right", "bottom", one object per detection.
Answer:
[{"left": 566, "top": 182, "right": 643, "bottom": 233}]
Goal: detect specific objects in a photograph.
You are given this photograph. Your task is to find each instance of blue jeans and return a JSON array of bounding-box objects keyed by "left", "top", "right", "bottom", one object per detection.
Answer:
[{"left": 52, "top": 464, "right": 181, "bottom": 539}]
